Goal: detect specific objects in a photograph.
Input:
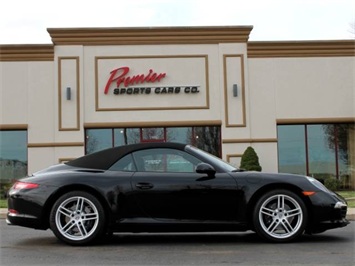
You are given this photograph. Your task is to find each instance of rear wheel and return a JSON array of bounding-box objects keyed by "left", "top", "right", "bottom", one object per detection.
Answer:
[
  {"left": 49, "top": 191, "right": 105, "bottom": 245},
  {"left": 253, "top": 190, "right": 307, "bottom": 242}
]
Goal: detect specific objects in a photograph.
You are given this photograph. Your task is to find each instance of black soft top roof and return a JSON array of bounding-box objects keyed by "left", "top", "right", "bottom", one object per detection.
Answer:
[{"left": 66, "top": 142, "right": 187, "bottom": 170}]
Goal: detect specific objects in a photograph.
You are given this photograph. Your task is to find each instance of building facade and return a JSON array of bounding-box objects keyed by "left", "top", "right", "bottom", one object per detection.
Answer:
[{"left": 0, "top": 26, "right": 354, "bottom": 188}]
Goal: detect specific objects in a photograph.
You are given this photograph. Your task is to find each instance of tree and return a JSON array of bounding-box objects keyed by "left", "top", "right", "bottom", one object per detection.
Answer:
[
  {"left": 323, "top": 124, "right": 353, "bottom": 166},
  {"left": 193, "top": 126, "right": 221, "bottom": 157},
  {"left": 240, "top": 146, "right": 262, "bottom": 171}
]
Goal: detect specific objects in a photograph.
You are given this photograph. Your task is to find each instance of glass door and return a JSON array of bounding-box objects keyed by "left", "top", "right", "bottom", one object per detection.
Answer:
[{"left": 140, "top": 128, "right": 167, "bottom": 142}]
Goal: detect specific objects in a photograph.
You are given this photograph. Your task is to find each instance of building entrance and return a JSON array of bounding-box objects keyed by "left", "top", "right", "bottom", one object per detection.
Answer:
[{"left": 85, "top": 126, "right": 221, "bottom": 157}]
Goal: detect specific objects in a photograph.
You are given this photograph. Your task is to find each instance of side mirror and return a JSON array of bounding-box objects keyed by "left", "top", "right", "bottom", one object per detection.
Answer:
[{"left": 196, "top": 163, "right": 216, "bottom": 175}]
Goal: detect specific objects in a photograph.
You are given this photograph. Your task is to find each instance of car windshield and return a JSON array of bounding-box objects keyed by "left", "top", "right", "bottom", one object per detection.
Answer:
[{"left": 185, "top": 145, "right": 237, "bottom": 172}]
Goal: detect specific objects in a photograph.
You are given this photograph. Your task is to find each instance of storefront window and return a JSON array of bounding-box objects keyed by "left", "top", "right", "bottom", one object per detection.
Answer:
[
  {"left": 86, "top": 129, "right": 112, "bottom": 154},
  {"left": 277, "top": 123, "right": 355, "bottom": 188},
  {"left": 85, "top": 126, "right": 221, "bottom": 157},
  {"left": 113, "top": 128, "right": 140, "bottom": 146},
  {"left": 277, "top": 125, "right": 306, "bottom": 175},
  {"left": 166, "top": 127, "right": 190, "bottom": 144},
  {"left": 336, "top": 124, "right": 355, "bottom": 188},
  {"left": 141, "top": 128, "right": 165, "bottom": 142},
  {"left": 193, "top": 126, "right": 221, "bottom": 157},
  {"left": 307, "top": 125, "right": 336, "bottom": 180},
  {"left": 0, "top": 130, "right": 27, "bottom": 181}
]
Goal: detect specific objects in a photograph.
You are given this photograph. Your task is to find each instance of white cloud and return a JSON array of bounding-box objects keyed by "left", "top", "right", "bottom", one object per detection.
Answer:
[{"left": 1, "top": 0, "right": 354, "bottom": 44}]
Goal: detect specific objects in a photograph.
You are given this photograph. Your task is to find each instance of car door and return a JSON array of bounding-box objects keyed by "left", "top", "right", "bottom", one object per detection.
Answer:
[{"left": 130, "top": 148, "right": 239, "bottom": 221}]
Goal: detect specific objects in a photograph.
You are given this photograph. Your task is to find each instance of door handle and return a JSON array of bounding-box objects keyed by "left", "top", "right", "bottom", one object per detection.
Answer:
[{"left": 135, "top": 182, "right": 154, "bottom": 190}]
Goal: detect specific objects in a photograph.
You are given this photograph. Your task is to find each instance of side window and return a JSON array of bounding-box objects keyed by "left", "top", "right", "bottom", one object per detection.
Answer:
[
  {"left": 109, "top": 154, "right": 137, "bottom": 172},
  {"left": 132, "top": 148, "right": 202, "bottom": 173}
]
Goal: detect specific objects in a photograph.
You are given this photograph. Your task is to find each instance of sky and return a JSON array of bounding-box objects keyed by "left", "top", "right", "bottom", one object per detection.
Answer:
[{"left": 1, "top": 0, "right": 354, "bottom": 44}]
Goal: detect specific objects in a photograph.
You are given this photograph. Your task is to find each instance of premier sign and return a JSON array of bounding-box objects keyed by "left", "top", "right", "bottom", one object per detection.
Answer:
[
  {"left": 104, "top": 67, "right": 166, "bottom": 94},
  {"left": 95, "top": 55, "right": 208, "bottom": 111},
  {"left": 103, "top": 66, "right": 199, "bottom": 95}
]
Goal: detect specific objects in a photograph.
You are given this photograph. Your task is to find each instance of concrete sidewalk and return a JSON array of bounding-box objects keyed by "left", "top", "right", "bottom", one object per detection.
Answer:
[{"left": 1, "top": 208, "right": 354, "bottom": 220}]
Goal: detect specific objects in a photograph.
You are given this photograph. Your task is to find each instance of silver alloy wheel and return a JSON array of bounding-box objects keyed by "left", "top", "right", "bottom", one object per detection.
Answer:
[
  {"left": 258, "top": 194, "right": 303, "bottom": 239},
  {"left": 55, "top": 196, "right": 99, "bottom": 241}
]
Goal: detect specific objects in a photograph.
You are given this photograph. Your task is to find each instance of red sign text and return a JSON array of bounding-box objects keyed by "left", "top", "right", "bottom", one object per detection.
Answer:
[{"left": 104, "top": 67, "right": 166, "bottom": 94}]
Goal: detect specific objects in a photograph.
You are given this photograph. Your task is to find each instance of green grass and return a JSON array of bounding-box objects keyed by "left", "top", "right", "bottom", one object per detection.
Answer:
[
  {"left": 337, "top": 191, "right": 355, "bottom": 199},
  {"left": 337, "top": 191, "right": 355, "bottom": 208},
  {"left": 0, "top": 199, "right": 7, "bottom": 208}
]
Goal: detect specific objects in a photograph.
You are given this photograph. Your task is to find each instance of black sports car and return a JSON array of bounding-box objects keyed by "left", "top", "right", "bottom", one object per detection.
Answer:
[{"left": 7, "top": 142, "right": 349, "bottom": 245}]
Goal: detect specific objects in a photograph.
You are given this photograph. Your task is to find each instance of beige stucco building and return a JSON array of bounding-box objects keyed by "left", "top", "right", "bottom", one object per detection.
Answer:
[{"left": 0, "top": 26, "right": 354, "bottom": 188}]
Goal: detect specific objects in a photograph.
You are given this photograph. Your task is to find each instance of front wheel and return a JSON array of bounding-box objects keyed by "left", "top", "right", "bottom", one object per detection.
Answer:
[
  {"left": 253, "top": 190, "right": 307, "bottom": 242},
  {"left": 49, "top": 191, "right": 106, "bottom": 245}
]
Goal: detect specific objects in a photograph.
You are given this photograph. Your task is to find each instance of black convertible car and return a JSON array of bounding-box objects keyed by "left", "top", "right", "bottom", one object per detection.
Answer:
[{"left": 7, "top": 142, "right": 349, "bottom": 245}]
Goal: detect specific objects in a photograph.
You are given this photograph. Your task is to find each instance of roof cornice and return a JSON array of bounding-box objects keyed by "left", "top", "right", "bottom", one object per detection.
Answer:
[
  {"left": 248, "top": 40, "right": 355, "bottom": 58},
  {"left": 0, "top": 44, "right": 54, "bottom": 61},
  {"left": 47, "top": 26, "right": 254, "bottom": 45}
]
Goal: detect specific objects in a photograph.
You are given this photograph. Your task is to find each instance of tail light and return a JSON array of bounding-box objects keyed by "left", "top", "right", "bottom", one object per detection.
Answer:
[
  {"left": 12, "top": 181, "right": 39, "bottom": 190},
  {"left": 8, "top": 209, "right": 19, "bottom": 214}
]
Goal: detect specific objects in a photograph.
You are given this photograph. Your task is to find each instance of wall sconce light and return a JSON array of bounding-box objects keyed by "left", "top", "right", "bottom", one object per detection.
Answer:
[
  {"left": 233, "top": 84, "right": 238, "bottom": 97},
  {"left": 66, "top": 87, "right": 71, "bottom": 100}
]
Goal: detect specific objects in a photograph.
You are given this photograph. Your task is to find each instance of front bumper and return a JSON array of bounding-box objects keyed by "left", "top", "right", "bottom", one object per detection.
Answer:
[{"left": 307, "top": 197, "right": 350, "bottom": 234}]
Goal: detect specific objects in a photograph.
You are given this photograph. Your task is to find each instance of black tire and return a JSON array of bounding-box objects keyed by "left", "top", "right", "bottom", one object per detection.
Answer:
[
  {"left": 49, "top": 191, "right": 106, "bottom": 245},
  {"left": 253, "top": 189, "right": 307, "bottom": 242}
]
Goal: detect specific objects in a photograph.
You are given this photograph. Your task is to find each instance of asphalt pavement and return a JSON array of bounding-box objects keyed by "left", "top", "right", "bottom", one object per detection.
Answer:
[{"left": 1, "top": 219, "right": 354, "bottom": 266}]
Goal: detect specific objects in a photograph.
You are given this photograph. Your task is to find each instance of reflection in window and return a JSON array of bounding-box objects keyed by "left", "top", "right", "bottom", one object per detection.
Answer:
[
  {"left": 277, "top": 125, "right": 306, "bottom": 175},
  {"left": 194, "top": 126, "right": 221, "bottom": 157},
  {"left": 167, "top": 127, "right": 190, "bottom": 144},
  {"left": 308, "top": 125, "right": 336, "bottom": 179},
  {"left": 86, "top": 129, "right": 112, "bottom": 154},
  {"left": 132, "top": 148, "right": 202, "bottom": 173},
  {"left": 85, "top": 126, "right": 221, "bottom": 158},
  {"left": 142, "top": 128, "right": 165, "bottom": 142},
  {"left": 0, "top": 130, "right": 27, "bottom": 181},
  {"left": 332, "top": 124, "right": 354, "bottom": 188},
  {"left": 109, "top": 154, "right": 136, "bottom": 172},
  {"left": 86, "top": 128, "right": 141, "bottom": 154},
  {"left": 114, "top": 128, "right": 140, "bottom": 146},
  {"left": 277, "top": 123, "right": 354, "bottom": 189}
]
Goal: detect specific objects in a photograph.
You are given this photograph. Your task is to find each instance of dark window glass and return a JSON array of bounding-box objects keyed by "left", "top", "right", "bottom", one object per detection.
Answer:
[
  {"left": 186, "top": 145, "right": 236, "bottom": 172},
  {"left": 167, "top": 127, "right": 191, "bottom": 143},
  {"left": 132, "top": 148, "right": 202, "bottom": 173},
  {"left": 0, "top": 130, "right": 27, "bottom": 180},
  {"left": 307, "top": 125, "right": 336, "bottom": 179},
  {"left": 193, "top": 126, "right": 221, "bottom": 157},
  {"left": 109, "top": 154, "right": 136, "bottom": 172},
  {"left": 277, "top": 125, "right": 306, "bottom": 175},
  {"left": 85, "top": 129, "right": 112, "bottom": 154},
  {"left": 113, "top": 128, "right": 125, "bottom": 147},
  {"left": 331, "top": 124, "right": 354, "bottom": 188},
  {"left": 277, "top": 123, "right": 354, "bottom": 189},
  {"left": 85, "top": 126, "right": 221, "bottom": 159},
  {"left": 141, "top": 128, "right": 165, "bottom": 142},
  {"left": 113, "top": 128, "right": 140, "bottom": 146}
]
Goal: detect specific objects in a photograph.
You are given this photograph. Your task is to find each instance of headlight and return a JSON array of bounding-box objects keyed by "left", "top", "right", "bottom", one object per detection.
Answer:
[{"left": 305, "top": 176, "right": 330, "bottom": 193}]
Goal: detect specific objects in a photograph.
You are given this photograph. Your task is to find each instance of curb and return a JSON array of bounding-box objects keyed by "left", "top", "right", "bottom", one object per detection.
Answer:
[
  {"left": 1, "top": 208, "right": 354, "bottom": 221},
  {"left": 346, "top": 211, "right": 355, "bottom": 221},
  {"left": 1, "top": 209, "right": 7, "bottom": 220}
]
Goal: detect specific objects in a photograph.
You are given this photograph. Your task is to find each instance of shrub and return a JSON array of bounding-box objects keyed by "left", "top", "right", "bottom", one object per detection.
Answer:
[
  {"left": 324, "top": 177, "right": 341, "bottom": 191},
  {"left": 0, "top": 181, "right": 12, "bottom": 199},
  {"left": 240, "top": 146, "right": 262, "bottom": 172}
]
